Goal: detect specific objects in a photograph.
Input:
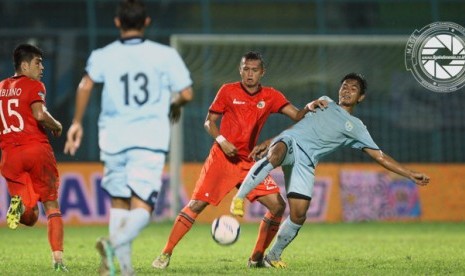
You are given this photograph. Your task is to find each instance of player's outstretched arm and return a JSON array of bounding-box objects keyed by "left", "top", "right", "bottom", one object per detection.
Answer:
[
  {"left": 305, "top": 99, "right": 329, "bottom": 112},
  {"left": 64, "top": 74, "right": 94, "bottom": 156},
  {"left": 251, "top": 98, "right": 329, "bottom": 159},
  {"left": 282, "top": 99, "right": 328, "bottom": 122},
  {"left": 363, "top": 148, "right": 430, "bottom": 186}
]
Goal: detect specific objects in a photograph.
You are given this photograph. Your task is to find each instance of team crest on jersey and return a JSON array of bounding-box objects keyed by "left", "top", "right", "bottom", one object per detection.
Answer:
[
  {"left": 257, "top": 100, "right": 265, "bottom": 109},
  {"left": 38, "top": 91, "right": 45, "bottom": 100},
  {"left": 345, "top": 121, "right": 353, "bottom": 132}
]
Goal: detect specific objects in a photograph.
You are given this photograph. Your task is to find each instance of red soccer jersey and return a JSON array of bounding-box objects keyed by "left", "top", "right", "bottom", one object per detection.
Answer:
[
  {"left": 209, "top": 82, "right": 289, "bottom": 159},
  {"left": 0, "top": 75, "right": 49, "bottom": 149}
]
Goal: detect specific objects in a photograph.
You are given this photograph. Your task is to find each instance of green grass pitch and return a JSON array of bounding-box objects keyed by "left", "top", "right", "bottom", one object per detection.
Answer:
[{"left": 1, "top": 222, "right": 464, "bottom": 275}]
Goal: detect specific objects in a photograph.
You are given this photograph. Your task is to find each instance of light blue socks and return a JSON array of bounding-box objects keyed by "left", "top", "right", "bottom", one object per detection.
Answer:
[
  {"left": 236, "top": 157, "right": 274, "bottom": 198},
  {"left": 267, "top": 217, "right": 302, "bottom": 260},
  {"left": 110, "top": 208, "right": 151, "bottom": 273}
]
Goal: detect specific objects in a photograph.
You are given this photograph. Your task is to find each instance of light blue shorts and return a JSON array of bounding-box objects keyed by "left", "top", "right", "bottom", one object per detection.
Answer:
[
  {"left": 100, "top": 149, "right": 166, "bottom": 204},
  {"left": 271, "top": 135, "right": 315, "bottom": 199}
]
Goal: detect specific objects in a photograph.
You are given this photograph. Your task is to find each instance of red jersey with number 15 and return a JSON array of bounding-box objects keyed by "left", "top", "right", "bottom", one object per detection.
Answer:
[
  {"left": 0, "top": 75, "right": 49, "bottom": 150},
  {"left": 209, "top": 82, "right": 290, "bottom": 159}
]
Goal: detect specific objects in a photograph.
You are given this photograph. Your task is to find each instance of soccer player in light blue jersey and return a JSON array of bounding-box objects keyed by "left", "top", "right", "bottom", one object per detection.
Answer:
[
  {"left": 231, "top": 72, "right": 430, "bottom": 268},
  {"left": 64, "top": 0, "right": 193, "bottom": 275}
]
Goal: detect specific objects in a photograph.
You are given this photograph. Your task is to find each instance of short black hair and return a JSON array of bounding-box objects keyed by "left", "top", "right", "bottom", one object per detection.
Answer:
[
  {"left": 241, "top": 51, "right": 265, "bottom": 69},
  {"left": 13, "top": 44, "right": 43, "bottom": 72},
  {"left": 341, "top": 73, "right": 367, "bottom": 95},
  {"left": 116, "top": 0, "right": 147, "bottom": 31}
]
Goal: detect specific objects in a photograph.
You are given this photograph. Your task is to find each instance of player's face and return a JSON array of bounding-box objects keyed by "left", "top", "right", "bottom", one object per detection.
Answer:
[
  {"left": 338, "top": 79, "right": 365, "bottom": 106},
  {"left": 239, "top": 59, "right": 264, "bottom": 89},
  {"left": 23, "top": 56, "right": 44, "bottom": 81}
]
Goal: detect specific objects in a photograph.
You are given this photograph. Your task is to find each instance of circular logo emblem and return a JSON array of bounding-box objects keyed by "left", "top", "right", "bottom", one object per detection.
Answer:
[
  {"left": 405, "top": 22, "right": 465, "bottom": 93},
  {"left": 257, "top": 100, "right": 265, "bottom": 109},
  {"left": 345, "top": 121, "right": 353, "bottom": 132}
]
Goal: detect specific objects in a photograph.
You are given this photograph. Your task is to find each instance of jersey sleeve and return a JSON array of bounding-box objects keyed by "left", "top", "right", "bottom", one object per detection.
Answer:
[
  {"left": 85, "top": 50, "right": 105, "bottom": 83},
  {"left": 318, "top": 95, "right": 334, "bottom": 102},
  {"left": 209, "top": 85, "right": 228, "bottom": 114},
  {"left": 28, "top": 81, "right": 47, "bottom": 105},
  {"left": 271, "top": 89, "right": 290, "bottom": 113},
  {"left": 349, "top": 123, "right": 380, "bottom": 150},
  {"left": 166, "top": 49, "right": 193, "bottom": 93}
]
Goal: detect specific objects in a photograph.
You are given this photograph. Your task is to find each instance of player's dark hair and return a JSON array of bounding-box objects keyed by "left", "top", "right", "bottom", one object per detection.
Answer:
[
  {"left": 241, "top": 51, "right": 265, "bottom": 69},
  {"left": 13, "top": 44, "right": 43, "bottom": 72},
  {"left": 341, "top": 72, "right": 367, "bottom": 95},
  {"left": 116, "top": 0, "right": 147, "bottom": 31}
]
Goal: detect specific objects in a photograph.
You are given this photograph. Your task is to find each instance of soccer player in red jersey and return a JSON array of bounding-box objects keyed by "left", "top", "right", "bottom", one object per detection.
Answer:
[
  {"left": 152, "top": 51, "right": 327, "bottom": 269},
  {"left": 0, "top": 44, "right": 67, "bottom": 272}
]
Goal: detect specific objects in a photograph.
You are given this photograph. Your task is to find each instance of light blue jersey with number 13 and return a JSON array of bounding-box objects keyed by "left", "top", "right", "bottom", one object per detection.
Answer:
[{"left": 86, "top": 38, "right": 192, "bottom": 154}]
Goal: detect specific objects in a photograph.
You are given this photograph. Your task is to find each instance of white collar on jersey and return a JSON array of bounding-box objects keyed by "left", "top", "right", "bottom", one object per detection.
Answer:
[{"left": 120, "top": 36, "right": 145, "bottom": 44}]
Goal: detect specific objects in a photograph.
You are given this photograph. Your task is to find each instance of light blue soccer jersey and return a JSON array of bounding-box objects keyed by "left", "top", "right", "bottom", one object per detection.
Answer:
[
  {"left": 86, "top": 38, "right": 192, "bottom": 154},
  {"left": 283, "top": 96, "right": 379, "bottom": 165}
]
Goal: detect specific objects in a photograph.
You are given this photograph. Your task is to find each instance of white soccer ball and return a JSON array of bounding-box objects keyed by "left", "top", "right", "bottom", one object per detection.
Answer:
[{"left": 211, "top": 215, "right": 240, "bottom": 245}]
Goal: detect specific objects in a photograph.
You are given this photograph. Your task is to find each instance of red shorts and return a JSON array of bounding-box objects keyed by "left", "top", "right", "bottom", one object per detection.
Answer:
[
  {"left": 191, "top": 144, "right": 279, "bottom": 206},
  {"left": 1, "top": 143, "right": 59, "bottom": 208}
]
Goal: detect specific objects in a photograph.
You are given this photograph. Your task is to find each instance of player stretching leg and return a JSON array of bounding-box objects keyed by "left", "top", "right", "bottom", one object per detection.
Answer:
[{"left": 231, "top": 73, "right": 430, "bottom": 268}]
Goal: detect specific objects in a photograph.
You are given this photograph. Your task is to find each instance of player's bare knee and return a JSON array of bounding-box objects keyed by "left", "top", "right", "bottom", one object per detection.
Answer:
[
  {"left": 267, "top": 142, "right": 287, "bottom": 167},
  {"left": 43, "top": 201, "right": 60, "bottom": 211},
  {"left": 289, "top": 213, "right": 306, "bottom": 225},
  {"left": 274, "top": 204, "right": 285, "bottom": 217},
  {"left": 267, "top": 201, "right": 285, "bottom": 217},
  {"left": 289, "top": 207, "right": 308, "bottom": 224},
  {"left": 111, "top": 198, "right": 130, "bottom": 209},
  {"left": 273, "top": 196, "right": 286, "bottom": 217},
  {"left": 188, "top": 200, "right": 208, "bottom": 213}
]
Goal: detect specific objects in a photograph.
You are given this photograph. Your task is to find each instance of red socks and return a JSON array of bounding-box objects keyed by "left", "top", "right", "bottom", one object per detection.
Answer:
[
  {"left": 250, "top": 212, "right": 282, "bottom": 261},
  {"left": 162, "top": 206, "right": 198, "bottom": 255},
  {"left": 46, "top": 208, "right": 64, "bottom": 252}
]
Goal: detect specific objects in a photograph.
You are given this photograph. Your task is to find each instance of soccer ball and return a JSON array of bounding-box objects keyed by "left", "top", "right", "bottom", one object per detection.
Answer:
[{"left": 211, "top": 215, "right": 240, "bottom": 245}]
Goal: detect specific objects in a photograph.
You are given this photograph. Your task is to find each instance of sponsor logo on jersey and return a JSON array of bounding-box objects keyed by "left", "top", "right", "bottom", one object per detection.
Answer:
[
  {"left": 257, "top": 100, "right": 265, "bottom": 109},
  {"left": 345, "top": 121, "right": 353, "bottom": 132},
  {"left": 264, "top": 176, "right": 278, "bottom": 190},
  {"left": 233, "top": 98, "right": 246, "bottom": 105}
]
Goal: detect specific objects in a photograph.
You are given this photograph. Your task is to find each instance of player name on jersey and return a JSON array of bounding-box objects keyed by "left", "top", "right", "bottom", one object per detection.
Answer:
[{"left": 0, "top": 88, "right": 22, "bottom": 97}]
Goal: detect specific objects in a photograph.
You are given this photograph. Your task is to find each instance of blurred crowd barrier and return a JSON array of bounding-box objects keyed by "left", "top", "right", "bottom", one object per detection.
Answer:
[{"left": 0, "top": 162, "right": 461, "bottom": 225}]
